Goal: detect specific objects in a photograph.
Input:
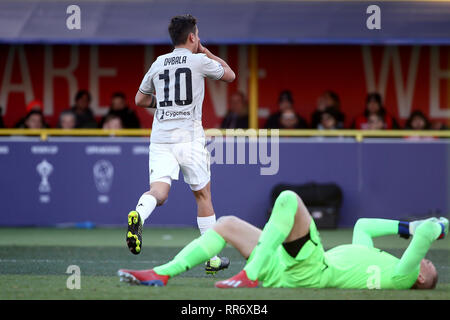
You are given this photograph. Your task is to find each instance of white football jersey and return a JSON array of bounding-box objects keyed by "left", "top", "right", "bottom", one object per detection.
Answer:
[{"left": 139, "top": 47, "right": 224, "bottom": 143}]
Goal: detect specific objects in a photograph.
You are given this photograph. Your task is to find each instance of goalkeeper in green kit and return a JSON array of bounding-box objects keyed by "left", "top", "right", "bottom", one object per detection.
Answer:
[{"left": 118, "top": 190, "right": 448, "bottom": 290}]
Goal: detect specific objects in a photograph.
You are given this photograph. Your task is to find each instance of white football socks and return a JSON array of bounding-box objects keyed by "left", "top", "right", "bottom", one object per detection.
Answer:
[
  {"left": 197, "top": 214, "right": 219, "bottom": 261},
  {"left": 197, "top": 214, "right": 217, "bottom": 235},
  {"left": 135, "top": 194, "right": 157, "bottom": 224},
  {"left": 409, "top": 217, "right": 439, "bottom": 235}
]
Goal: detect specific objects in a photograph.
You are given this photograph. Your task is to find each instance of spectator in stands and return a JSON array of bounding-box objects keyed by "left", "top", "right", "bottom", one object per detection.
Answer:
[
  {"left": 71, "top": 90, "right": 98, "bottom": 128},
  {"left": 19, "top": 110, "right": 46, "bottom": 129},
  {"left": 352, "top": 93, "right": 399, "bottom": 129},
  {"left": 318, "top": 106, "right": 341, "bottom": 130},
  {"left": 404, "top": 111, "right": 437, "bottom": 141},
  {"left": 14, "top": 100, "right": 49, "bottom": 128},
  {"left": 0, "top": 106, "right": 4, "bottom": 128},
  {"left": 366, "top": 113, "right": 385, "bottom": 130},
  {"left": 221, "top": 91, "right": 249, "bottom": 129},
  {"left": 102, "top": 114, "right": 123, "bottom": 130},
  {"left": 310, "top": 91, "right": 345, "bottom": 129},
  {"left": 265, "top": 90, "right": 307, "bottom": 129},
  {"left": 58, "top": 110, "right": 77, "bottom": 129},
  {"left": 404, "top": 111, "right": 431, "bottom": 130},
  {"left": 100, "top": 92, "right": 140, "bottom": 128},
  {"left": 278, "top": 108, "right": 301, "bottom": 129}
]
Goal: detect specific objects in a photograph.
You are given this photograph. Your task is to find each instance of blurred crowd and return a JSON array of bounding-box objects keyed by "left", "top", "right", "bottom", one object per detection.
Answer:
[
  {"left": 0, "top": 90, "right": 140, "bottom": 130},
  {"left": 0, "top": 89, "right": 448, "bottom": 132},
  {"left": 221, "top": 90, "right": 448, "bottom": 132}
]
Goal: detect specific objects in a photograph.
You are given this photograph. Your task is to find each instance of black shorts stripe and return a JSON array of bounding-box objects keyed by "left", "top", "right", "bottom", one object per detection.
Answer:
[{"left": 282, "top": 232, "right": 311, "bottom": 258}]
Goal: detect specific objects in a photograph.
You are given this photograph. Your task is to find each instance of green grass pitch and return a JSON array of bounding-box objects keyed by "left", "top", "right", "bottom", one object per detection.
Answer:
[{"left": 0, "top": 227, "right": 448, "bottom": 300}]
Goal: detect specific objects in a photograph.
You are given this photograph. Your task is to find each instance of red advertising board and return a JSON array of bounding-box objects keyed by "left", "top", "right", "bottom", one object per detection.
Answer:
[{"left": 0, "top": 45, "right": 449, "bottom": 128}]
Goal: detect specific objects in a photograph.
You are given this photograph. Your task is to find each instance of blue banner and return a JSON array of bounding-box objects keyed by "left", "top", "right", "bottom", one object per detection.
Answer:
[
  {"left": 0, "top": 137, "right": 448, "bottom": 228},
  {"left": 1, "top": 1, "right": 450, "bottom": 44}
]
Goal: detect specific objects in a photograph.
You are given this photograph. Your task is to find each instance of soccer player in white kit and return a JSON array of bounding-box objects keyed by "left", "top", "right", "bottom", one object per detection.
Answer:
[{"left": 126, "top": 14, "right": 236, "bottom": 274}]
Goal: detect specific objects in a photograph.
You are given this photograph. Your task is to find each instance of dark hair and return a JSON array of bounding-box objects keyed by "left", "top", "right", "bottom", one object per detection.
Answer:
[
  {"left": 112, "top": 92, "right": 126, "bottom": 100},
  {"left": 365, "top": 92, "right": 386, "bottom": 117},
  {"left": 24, "top": 110, "right": 44, "bottom": 128},
  {"left": 75, "top": 90, "right": 91, "bottom": 103},
  {"left": 324, "top": 90, "right": 341, "bottom": 109},
  {"left": 405, "top": 110, "right": 430, "bottom": 130},
  {"left": 322, "top": 106, "right": 340, "bottom": 121},
  {"left": 25, "top": 109, "right": 44, "bottom": 119},
  {"left": 168, "top": 14, "right": 197, "bottom": 46},
  {"left": 278, "top": 90, "right": 294, "bottom": 104}
]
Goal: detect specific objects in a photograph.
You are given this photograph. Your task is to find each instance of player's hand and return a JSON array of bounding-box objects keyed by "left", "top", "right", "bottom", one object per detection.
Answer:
[{"left": 197, "top": 41, "right": 207, "bottom": 54}]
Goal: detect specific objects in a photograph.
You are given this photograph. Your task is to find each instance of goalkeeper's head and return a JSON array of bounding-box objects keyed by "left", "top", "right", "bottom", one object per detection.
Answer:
[
  {"left": 412, "top": 259, "right": 438, "bottom": 290},
  {"left": 168, "top": 14, "right": 199, "bottom": 52}
]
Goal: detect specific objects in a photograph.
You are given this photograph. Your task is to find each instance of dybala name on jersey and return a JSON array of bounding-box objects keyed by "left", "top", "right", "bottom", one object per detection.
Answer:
[{"left": 164, "top": 56, "right": 188, "bottom": 66}]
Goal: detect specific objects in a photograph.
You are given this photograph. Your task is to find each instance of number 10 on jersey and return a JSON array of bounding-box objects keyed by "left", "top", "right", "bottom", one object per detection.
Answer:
[{"left": 158, "top": 68, "right": 193, "bottom": 107}]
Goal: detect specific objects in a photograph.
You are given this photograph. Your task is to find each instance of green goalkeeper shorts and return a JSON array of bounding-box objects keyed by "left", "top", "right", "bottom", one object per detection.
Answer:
[{"left": 258, "top": 219, "right": 330, "bottom": 288}]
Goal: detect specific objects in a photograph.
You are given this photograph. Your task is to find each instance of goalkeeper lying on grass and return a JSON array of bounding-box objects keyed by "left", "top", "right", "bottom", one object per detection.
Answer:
[{"left": 118, "top": 190, "right": 448, "bottom": 290}]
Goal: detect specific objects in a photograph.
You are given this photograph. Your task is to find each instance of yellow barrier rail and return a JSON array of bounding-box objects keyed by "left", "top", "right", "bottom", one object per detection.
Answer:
[{"left": 0, "top": 128, "right": 449, "bottom": 142}]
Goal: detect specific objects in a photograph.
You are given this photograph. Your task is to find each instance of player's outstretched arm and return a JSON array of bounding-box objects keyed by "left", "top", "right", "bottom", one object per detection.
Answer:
[
  {"left": 135, "top": 91, "right": 157, "bottom": 109},
  {"left": 198, "top": 43, "right": 235, "bottom": 82}
]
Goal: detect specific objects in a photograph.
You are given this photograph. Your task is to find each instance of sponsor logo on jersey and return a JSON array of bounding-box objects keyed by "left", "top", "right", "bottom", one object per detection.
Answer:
[{"left": 158, "top": 109, "right": 192, "bottom": 121}]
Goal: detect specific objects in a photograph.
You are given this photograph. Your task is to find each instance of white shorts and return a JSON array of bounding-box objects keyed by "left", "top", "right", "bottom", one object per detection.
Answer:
[{"left": 149, "top": 137, "right": 211, "bottom": 191}]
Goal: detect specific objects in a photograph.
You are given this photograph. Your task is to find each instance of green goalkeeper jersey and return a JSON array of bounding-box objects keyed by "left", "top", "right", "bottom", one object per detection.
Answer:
[
  {"left": 323, "top": 219, "right": 442, "bottom": 290},
  {"left": 323, "top": 244, "right": 419, "bottom": 289},
  {"left": 258, "top": 219, "right": 442, "bottom": 289}
]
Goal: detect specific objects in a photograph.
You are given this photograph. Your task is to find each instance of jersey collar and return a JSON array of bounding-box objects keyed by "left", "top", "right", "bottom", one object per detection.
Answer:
[{"left": 173, "top": 47, "right": 193, "bottom": 54}]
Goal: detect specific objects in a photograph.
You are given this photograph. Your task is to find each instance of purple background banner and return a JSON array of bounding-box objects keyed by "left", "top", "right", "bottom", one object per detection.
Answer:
[
  {"left": 0, "top": 137, "right": 448, "bottom": 228},
  {"left": 1, "top": 1, "right": 450, "bottom": 44}
]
